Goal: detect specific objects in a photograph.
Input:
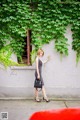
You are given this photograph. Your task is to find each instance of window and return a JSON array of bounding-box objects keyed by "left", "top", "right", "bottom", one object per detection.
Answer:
[{"left": 19, "top": 30, "right": 32, "bottom": 65}]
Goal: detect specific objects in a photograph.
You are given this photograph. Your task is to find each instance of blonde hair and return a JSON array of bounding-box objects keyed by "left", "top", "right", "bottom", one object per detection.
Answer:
[{"left": 37, "top": 48, "right": 44, "bottom": 56}]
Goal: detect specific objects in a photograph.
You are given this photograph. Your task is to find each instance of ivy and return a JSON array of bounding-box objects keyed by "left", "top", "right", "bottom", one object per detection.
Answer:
[
  {"left": 0, "top": 0, "right": 80, "bottom": 66},
  {"left": 0, "top": 45, "right": 18, "bottom": 68}
]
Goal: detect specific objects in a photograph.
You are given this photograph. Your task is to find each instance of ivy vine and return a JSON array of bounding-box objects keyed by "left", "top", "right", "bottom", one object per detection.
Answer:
[
  {"left": 0, "top": 45, "right": 18, "bottom": 68},
  {"left": 0, "top": 0, "right": 80, "bottom": 66}
]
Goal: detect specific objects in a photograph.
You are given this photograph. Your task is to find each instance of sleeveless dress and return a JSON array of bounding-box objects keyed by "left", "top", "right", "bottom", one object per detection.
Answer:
[{"left": 34, "top": 58, "right": 44, "bottom": 88}]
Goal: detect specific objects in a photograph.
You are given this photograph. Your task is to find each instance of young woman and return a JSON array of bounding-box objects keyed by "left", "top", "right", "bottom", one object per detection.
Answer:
[{"left": 34, "top": 48, "right": 50, "bottom": 102}]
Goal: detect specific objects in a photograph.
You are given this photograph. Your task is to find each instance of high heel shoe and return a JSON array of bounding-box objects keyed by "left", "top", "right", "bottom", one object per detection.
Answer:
[
  {"left": 35, "top": 98, "right": 41, "bottom": 102},
  {"left": 43, "top": 97, "right": 50, "bottom": 102}
]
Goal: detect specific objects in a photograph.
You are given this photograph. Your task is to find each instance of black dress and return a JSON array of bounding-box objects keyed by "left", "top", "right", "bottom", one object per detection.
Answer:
[{"left": 34, "top": 58, "right": 44, "bottom": 88}]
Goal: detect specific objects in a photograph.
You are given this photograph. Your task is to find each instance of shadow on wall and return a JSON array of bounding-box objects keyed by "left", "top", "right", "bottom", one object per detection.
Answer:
[{"left": 29, "top": 108, "right": 80, "bottom": 120}]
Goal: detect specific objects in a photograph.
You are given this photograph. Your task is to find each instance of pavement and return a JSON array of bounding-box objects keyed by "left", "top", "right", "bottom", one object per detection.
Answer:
[{"left": 0, "top": 98, "right": 80, "bottom": 120}]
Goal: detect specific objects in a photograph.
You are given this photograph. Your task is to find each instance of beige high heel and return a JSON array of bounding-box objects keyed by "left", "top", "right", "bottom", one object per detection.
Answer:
[
  {"left": 35, "top": 97, "right": 41, "bottom": 102},
  {"left": 43, "top": 97, "right": 50, "bottom": 102}
]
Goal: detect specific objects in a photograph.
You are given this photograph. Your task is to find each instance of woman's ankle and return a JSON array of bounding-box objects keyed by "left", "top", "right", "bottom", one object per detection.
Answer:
[
  {"left": 35, "top": 97, "right": 41, "bottom": 102},
  {"left": 43, "top": 96, "right": 48, "bottom": 99}
]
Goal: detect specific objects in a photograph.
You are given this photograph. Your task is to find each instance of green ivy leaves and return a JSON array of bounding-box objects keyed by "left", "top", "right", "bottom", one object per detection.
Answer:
[
  {"left": 0, "top": 0, "right": 80, "bottom": 64},
  {"left": 72, "top": 25, "right": 80, "bottom": 63},
  {"left": 0, "top": 45, "right": 18, "bottom": 68},
  {"left": 55, "top": 36, "right": 69, "bottom": 56}
]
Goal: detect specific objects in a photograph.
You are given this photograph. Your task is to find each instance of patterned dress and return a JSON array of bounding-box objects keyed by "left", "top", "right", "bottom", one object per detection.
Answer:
[{"left": 34, "top": 58, "right": 44, "bottom": 88}]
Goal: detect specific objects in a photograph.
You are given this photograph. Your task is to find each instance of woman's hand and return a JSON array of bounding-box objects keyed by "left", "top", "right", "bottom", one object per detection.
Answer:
[
  {"left": 37, "top": 74, "right": 40, "bottom": 80},
  {"left": 43, "top": 55, "right": 51, "bottom": 64}
]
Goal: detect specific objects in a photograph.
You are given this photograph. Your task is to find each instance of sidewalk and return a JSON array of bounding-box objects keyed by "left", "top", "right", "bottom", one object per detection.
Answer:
[{"left": 0, "top": 98, "right": 80, "bottom": 120}]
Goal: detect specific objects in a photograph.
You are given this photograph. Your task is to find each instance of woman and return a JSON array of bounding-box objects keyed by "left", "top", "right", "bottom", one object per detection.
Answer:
[{"left": 34, "top": 48, "right": 50, "bottom": 102}]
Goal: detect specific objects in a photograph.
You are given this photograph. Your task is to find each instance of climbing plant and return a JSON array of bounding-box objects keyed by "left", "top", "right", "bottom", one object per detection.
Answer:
[
  {"left": 0, "top": 0, "right": 80, "bottom": 66},
  {"left": 0, "top": 45, "right": 18, "bottom": 68}
]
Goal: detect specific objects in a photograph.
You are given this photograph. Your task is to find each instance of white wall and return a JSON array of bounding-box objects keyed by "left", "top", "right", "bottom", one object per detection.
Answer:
[
  {"left": 0, "top": 66, "right": 35, "bottom": 98},
  {"left": 42, "top": 26, "right": 80, "bottom": 97},
  {"left": 0, "top": 26, "right": 80, "bottom": 98}
]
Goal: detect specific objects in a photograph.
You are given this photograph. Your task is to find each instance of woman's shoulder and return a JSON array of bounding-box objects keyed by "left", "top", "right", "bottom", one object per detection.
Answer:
[{"left": 36, "top": 57, "right": 39, "bottom": 61}]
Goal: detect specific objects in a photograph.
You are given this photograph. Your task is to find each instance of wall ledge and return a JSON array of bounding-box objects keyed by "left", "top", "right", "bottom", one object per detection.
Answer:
[{"left": 10, "top": 65, "right": 35, "bottom": 70}]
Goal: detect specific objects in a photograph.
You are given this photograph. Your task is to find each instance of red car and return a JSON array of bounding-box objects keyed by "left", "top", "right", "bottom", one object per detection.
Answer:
[{"left": 29, "top": 108, "right": 80, "bottom": 120}]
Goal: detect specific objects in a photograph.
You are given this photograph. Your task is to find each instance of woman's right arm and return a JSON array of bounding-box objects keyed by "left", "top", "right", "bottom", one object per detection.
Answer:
[{"left": 36, "top": 57, "right": 40, "bottom": 79}]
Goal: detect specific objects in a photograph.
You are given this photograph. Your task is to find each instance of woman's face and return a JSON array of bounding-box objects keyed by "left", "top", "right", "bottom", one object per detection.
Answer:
[{"left": 39, "top": 51, "right": 44, "bottom": 57}]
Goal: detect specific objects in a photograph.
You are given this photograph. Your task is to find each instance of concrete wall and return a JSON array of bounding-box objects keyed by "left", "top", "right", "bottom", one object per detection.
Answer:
[
  {"left": 42, "top": 26, "right": 80, "bottom": 97},
  {"left": 0, "top": 26, "right": 80, "bottom": 99},
  {"left": 0, "top": 66, "right": 35, "bottom": 98}
]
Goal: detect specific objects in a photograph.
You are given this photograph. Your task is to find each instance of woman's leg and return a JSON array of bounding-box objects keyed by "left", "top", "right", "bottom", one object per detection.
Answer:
[
  {"left": 42, "top": 86, "right": 50, "bottom": 102},
  {"left": 35, "top": 88, "right": 38, "bottom": 98},
  {"left": 34, "top": 88, "right": 40, "bottom": 102}
]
